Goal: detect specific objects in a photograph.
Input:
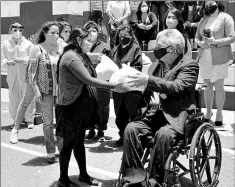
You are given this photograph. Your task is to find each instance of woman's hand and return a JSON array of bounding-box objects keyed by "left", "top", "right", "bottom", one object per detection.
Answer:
[
  {"left": 145, "top": 25, "right": 153, "bottom": 30},
  {"left": 87, "top": 53, "right": 102, "bottom": 65},
  {"left": 204, "top": 36, "right": 217, "bottom": 45},
  {"left": 7, "top": 60, "right": 16, "bottom": 66},
  {"left": 197, "top": 41, "right": 210, "bottom": 49},
  {"left": 138, "top": 23, "right": 146, "bottom": 30},
  {"left": 35, "top": 91, "right": 42, "bottom": 104}
]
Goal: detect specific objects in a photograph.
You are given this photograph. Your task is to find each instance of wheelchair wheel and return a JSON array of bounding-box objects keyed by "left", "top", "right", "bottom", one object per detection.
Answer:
[{"left": 189, "top": 123, "right": 222, "bottom": 187}]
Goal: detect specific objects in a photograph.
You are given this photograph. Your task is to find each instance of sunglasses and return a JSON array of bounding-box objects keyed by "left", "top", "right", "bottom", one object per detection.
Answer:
[{"left": 12, "top": 28, "right": 23, "bottom": 32}]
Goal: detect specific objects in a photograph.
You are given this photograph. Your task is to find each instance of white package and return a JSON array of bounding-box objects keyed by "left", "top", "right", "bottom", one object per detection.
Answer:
[
  {"left": 110, "top": 64, "right": 148, "bottom": 93},
  {"left": 95, "top": 55, "right": 119, "bottom": 81}
]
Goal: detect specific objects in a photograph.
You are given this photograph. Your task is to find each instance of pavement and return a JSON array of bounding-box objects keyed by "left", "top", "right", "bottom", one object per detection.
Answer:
[{"left": 1, "top": 88, "right": 235, "bottom": 187}]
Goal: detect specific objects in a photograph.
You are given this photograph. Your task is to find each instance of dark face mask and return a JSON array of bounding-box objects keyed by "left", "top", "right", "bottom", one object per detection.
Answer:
[
  {"left": 119, "top": 36, "right": 131, "bottom": 46},
  {"left": 204, "top": 4, "right": 218, "bottom": 16},
  {"left": 154, "top": 46, "right": 169, "bottom": 60}
]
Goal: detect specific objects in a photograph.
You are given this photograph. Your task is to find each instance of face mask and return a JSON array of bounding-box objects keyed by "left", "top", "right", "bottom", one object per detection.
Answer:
[
  {"left": 90, "top": 31, "right": 98, "bottom": 43},
  {"left": 141, "top": 7, "right": 148, "bottom": 13},
  {"left": 204, "top": 4, "right": 218, "bottom": 15},
  {"left": 46, "top": 34, "right": 58, "bottom": 44},
  {"left": 154, "top": 46, "right": 169, "bottom": 60},
  {"left": 61, "top": 32, "right": 69, "bottom": 42},
  {"left": 166, "top": 19, "right": 178, "bottom": 29},
  {"left": 119, "top": 36, "right": 131, "bottom": 46},
  {"left": 82, "top": 40, "right": 92, "bottom": 53},
  {"left": 13, "top": 31, "right": 22, "bottom": 39}
]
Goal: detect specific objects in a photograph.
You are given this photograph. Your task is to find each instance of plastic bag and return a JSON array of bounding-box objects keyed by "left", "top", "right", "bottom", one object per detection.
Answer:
[
  {"left": 110, "top": 64, "right": 149, "bottom": 93},
  {"left": 142, "top": 53, "right": 152, "bottom": 65},
  {"left": 95, "top": 55, "right": 119, "bottom": 81}
]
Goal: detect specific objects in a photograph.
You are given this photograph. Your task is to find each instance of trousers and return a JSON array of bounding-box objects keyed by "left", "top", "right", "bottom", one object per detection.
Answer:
[{"left": 121, "top": 110, "right": 183, "bottom": 186}]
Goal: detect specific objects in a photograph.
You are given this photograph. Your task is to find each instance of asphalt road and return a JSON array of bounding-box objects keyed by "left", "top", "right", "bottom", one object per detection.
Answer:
[{"left": 1, "top": 109, "right": 235, "bottom": 187}]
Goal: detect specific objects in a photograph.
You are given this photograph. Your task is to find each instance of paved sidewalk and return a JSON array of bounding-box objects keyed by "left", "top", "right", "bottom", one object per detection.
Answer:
[{"left": 1, "top": 88, "right": 234, "bottom": 149}]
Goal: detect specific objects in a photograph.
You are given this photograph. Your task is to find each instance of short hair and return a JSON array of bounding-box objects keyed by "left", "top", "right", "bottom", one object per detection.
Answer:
[{"left": 156, "top": 29, "right": 185, "bottom": 54}]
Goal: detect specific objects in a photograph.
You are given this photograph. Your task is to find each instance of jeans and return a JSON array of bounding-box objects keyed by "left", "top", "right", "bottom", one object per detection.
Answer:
[{"left": 15, "top": 83, "right": 55, "bottom": 155}]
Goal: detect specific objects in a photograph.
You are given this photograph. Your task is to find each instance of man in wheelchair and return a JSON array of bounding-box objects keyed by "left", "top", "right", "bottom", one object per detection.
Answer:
[{"left": 119, "top": 29, "right": 199, "bottom": 187}]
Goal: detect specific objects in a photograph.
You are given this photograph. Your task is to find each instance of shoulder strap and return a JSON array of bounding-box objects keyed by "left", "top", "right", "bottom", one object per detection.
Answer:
[{"left": 38, "top": 45, "right": 43, "bottom": 54}]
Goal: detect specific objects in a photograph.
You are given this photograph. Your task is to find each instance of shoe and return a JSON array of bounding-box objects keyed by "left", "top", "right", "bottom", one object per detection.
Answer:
[
  {"left": 204, "top": 112, "right": 213, "bottom": 122},
  {"left": 97, "top": 130, "right": 105, "bottom": 142},
  {"left": 215, "top": 121, "right": 223, "bottom": 126},
  {"left": 10, "top": 128, "right": 19, "bottom": 144},
  {"left": 46, "top": 157, "right": 55, "bottom": 164},
  {"left": 85, "top": 129, "right": 96, "bottom": 141},
  {"left": 115, "top": 137, "right": 123, "bottom": 147},
  {"left": 78, "top": 174, "right": 99, "bottom": 186},
  {"left": 27, "top": 122, "right": 34, "bottom": 129},
  {"left": 58, "top": 178, "right": 74, "bottom": 187}
]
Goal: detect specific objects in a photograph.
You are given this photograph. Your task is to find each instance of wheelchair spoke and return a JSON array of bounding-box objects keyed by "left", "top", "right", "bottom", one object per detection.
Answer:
[
  {"left": 206, "top": 132, "right": 214, "bottom": 154},
  {"left": 199, "top": 159, "right": 207, "bottom": 179},
  {"left": 206, "top": 160, "right": 212, "bottom": 184}
]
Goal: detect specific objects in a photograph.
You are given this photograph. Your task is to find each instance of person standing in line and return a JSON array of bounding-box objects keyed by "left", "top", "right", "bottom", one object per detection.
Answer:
[
  {"left": 1, "top": 22, "right": 35, "bottom": 129},
  {"left": 55, "top": 27, "right": 119, "bottom": 187},
  {"left": 10, "top": 21, "right": 62, "bottom": 164},
  {"left": 88, "top": 9, "right": 110, "bottom": 45},
  {"left": 195, "top": 1, "right": 235, "bottom": 126},
  {"left": 132, "top": 1, "right": 158, "bottom": 50},
  {"left": 111, "top": 24, "right": 143, "bottom": 146},
  {"left": 106, "top": 1, "right": 131, "bottom": 48},
  {"left": 84, "top": 21, "right": 112, "bottom": 142}
]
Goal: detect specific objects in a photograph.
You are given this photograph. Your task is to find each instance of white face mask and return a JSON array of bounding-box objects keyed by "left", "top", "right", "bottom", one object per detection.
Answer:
[
  {"left": 141, "top": 7, "right": 148, "bottom": 13},
  {"left": 13, "top": 31, "right": 22, "bottom": 39},
  {"left": 90, "top": 31, "right": 98, "bottom": 43}
]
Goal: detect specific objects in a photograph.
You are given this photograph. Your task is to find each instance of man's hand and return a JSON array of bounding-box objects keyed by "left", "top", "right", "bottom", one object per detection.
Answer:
[
  {"left": 7, "top": 60, "right": 16, "bottom": 66},
  {"left": 145, "top": 25, "right": 153, "bottom": 30}
]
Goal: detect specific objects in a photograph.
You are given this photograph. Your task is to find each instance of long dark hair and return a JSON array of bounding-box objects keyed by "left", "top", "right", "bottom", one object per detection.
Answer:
[
  {"left": 88, "top": 9, "right": 103, "bottom": 26},
  {"left": 57, "top": 27, "right": 90, "bottom": 83},
  {"left": 37, "top": 21, "right": 60, "bottom": 44},
  {"left": 164, "top": 9, "right": 189, "bottom": 54},
  {"left": 114, "top": 24, "right": 139, "bottom": 46},
  {"left": 136, "top": 1, "right": 150, "bottom": 22}
]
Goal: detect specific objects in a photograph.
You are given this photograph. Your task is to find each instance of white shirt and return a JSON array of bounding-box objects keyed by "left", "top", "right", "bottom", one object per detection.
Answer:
[{"left": 106, "top": 1, "right": 131, "bottom": 23}]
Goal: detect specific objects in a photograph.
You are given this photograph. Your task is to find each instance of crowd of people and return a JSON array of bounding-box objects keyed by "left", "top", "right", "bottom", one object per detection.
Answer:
[{"left": 1, "top": 1, "right": 234, "bottom": 187}]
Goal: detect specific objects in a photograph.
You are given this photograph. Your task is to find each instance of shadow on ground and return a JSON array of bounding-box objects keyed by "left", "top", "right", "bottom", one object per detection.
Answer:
[
  {"left": 1, "top": 123, "right": 28, "bottom": 132},
  {"left": 88, "top": 140, "right": 123, "bottom": 153},
  {"left": 18, "top": 135, "right": 45, "bottom": 146},
  {"left": 48, "top": 175, "right": 195, "bottom": 187},
  {"left": 22, "top": 156, "right": 59, "bottom": 167},
  {"left": 48, "top": 175, "right": 117, "bottom": 187}
]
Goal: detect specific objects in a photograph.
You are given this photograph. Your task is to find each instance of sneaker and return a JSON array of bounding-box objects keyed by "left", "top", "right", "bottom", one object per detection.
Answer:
[
  {"left": 10, "top": 128, "right": 19, "bottom": 144},
  {"left": 85, "top": 129, "right": 96, "bottom": 141},
  {"left": 97, "top": 130, "right": 105, "bottom": 142},
  {"left": 27, "top": 122, "right": 34, "bottom": 129},
  {"left": 115, "top": 137, "right": 123, "bottom": 146},
  {"left": 46, "top": 157, "right": 55, "bottom": 164}
]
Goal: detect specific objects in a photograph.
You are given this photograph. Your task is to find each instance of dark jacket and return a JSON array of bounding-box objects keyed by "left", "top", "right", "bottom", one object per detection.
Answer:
[
  {"left": 142, "top": 56, "right": 199, "bottom": 134},
  {"left": 111, "top": 40, "right": 143, "bottom": 71}
]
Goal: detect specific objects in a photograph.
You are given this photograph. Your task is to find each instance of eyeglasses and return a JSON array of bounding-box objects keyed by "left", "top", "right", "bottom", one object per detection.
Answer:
[{"left": 12, "top": 28, "right": 23, "bottom": 32}]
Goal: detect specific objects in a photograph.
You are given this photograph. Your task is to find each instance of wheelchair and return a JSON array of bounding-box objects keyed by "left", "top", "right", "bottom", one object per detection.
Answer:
[{"left": 116, "top": 84, "right": 222, "bottom": 187}]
